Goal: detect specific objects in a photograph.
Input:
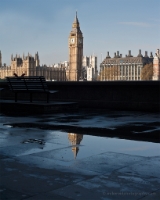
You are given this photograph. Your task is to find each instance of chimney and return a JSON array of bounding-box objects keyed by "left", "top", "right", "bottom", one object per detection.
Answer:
[
  {"left": 150, "top": 52, "right": 153, "bottom": 58},
  {"left": 145, "top": 51, "right": 148, "bottom": 57},
  {"left": 157, "top": 49, "right": 160, "bottom": 55},
  {"left": 137, "top": 49, "right": 143, "bottom": 57},
  {"left": 114, "top": 52, "right": 116, "bottom": 58},
  {"left": 106, "top": 51, "right": 110, "bottom": 58},
  {"left": 128, "top": 50, "right": 131, "bottom": 57},
  {"left": 125, "top": 54, "right": 127, "bottom": 57},
  {"left": 117, "top": 51, "right": 119, "bottom": 57},
  {"left": 120, "top": 54, "right": 122, "bottom": 58}
]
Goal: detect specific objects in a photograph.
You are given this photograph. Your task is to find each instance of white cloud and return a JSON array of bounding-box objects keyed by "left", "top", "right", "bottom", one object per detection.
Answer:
[{"left": 119, "top": 21, "right": 151, "bottom": 27}]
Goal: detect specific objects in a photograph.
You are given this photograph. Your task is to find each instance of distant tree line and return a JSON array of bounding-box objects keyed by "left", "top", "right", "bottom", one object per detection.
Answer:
[
  {"left": 98, "top": 63, "right": 153, "bottom": 81},
  {"left": 141, "top": 63, "right": 153, "bottom": 80},
  {"left": 98, "top": 66, "right": 120, "bottom": 81}
]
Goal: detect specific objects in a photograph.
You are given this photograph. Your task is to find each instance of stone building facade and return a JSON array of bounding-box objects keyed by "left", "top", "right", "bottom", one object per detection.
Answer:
[
  {"left": 0, "top": 51, "right": 2, "bottom": 68},
  {"left": 67, "top": 12, "right": 83, "bottom": 81},
  {"left": 82, "top": 55, "right": 98, "bottom": 81},
  {"left": 100, "top": 50, "right": 153, "bottom": 81},
  {"left": 0, "top": 52, "right": 39, "bottom": 78},
  {"left": 0, "top": 52, "right": 66, "bottom": 81},
  {"left": 36, "top": 64, "right": 66, "bottom": 81},
  {"left": 87, "top": 55, "right": 98, "bottom": 81},
  {"left": 152, "top": 49, "right": 160, "bottom": 80}
]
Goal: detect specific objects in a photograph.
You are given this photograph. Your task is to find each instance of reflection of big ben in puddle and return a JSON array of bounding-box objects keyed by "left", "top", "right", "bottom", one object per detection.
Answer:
[{"left": 68, "top": 133, "right": 83, "bottom": 159}]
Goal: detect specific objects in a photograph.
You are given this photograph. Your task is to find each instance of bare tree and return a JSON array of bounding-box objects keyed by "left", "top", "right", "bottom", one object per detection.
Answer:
[
  {"left": 141, "top": 63, "right": 153, "bottom": 80},
  {"left": 98, "top": 66, "right": 120, "bottom": 81}
]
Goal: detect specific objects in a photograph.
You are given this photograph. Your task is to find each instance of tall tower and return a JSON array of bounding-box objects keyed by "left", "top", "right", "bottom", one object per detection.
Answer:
[
  {"left": 153, "top": 49, "right": 160, "bottom": 80},
  {"left": 68, "top": 12, "right": 83, "bottom": 81},
  {"left": 35, "top": 52, "right": 40, "bottom": 66},
  {"left": 0, "top": 51, "right": 2, "bottom": 67}
]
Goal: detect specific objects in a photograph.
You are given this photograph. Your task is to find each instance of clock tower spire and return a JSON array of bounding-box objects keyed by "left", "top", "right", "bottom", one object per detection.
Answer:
[{"left": 68, "top": 12, "right": 83, "bottom": 81}]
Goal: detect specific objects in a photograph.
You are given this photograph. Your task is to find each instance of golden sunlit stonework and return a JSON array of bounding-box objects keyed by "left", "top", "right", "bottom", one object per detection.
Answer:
[
  {"left": 100, "top": 50, "right": 153, "bottom": 81},
  {"left": 0, "top": 52, "right": 39, "bottom": 78},
  {"left": 0, "top": 14, "right": 83, "bottom": 81},
  {"left": 68, "top": 133, "right": 83, "bottom": 159},
  {"left": 66, "top": 12, "right": 83, "bottom": 81},
  {"left": 0, "top": 52, "right": 66, "bottom": 81}
]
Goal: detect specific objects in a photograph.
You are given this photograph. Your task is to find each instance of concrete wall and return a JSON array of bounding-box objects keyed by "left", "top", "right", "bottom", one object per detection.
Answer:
[{"left": 0, "top": 81, "right": 159, "bottom": 112}]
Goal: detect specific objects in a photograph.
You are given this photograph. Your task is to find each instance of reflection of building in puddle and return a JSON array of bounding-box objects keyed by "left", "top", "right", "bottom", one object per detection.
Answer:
[{"left": 68, "top": 133, "right": 83, "bottom": 159}]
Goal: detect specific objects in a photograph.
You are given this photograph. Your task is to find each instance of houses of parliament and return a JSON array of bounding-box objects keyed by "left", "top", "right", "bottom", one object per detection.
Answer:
[
  {"left": 0, "top": 13, "right": 159, "bottom": 81},
  {"left": 0, "top": 13, "right": 98, "bottom": 81},
  {"left": 0, "top": 13, "right": 97, "bottom": 81},
  {"left": 0, "top": 13, "right": 83, "bottom": 81},
  {"left": 0, "top": 51, "right": 66, "bottom": 81}
]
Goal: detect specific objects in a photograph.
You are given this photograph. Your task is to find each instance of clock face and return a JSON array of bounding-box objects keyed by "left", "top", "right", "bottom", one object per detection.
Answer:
[{"left": 70, "top": 38, "right": 75, "bottom": 44}]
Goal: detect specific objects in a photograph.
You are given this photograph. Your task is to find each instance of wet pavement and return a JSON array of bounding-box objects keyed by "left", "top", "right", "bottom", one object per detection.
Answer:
[{"left": 0, "top": 111, "right": 160, "bottom": 199}]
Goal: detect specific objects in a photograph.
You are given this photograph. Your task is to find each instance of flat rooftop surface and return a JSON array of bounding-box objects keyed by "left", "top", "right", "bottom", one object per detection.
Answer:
[{"left": 0, "top": 111, "right": 160, "bottom": 199}]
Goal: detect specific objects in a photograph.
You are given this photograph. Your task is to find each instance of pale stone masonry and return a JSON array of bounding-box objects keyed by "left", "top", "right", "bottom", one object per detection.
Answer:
[
  {"left": 88, "top": 55, "right": 98, "bottom": 81},
  {"left": 0, "top": 52, "right": 39, "bottom": 78},
  {"left": 67, "top": 12, "right": 83, "bottom": 81},
  {"left": 82, "top": 55, "right": 98, "bottom": 81},
  {"left": 152, "top": 49, "right": 160, "bottom": 80},
  {"left": 100, "top": 50, "right": 153, "bottom": 81},
  {"left": 0, "top": 52, "right": 66, "bottom": 81}
]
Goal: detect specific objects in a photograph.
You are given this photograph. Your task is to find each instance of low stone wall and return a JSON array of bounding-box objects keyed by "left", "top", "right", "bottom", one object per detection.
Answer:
[{"left": 0, "top": 81, "right": 159, "bottom": 112}]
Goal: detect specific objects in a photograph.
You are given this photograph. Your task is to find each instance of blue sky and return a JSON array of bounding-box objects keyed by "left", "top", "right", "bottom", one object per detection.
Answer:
[{"left": 0, "top": 0, "right": 160, "bottom": 68}]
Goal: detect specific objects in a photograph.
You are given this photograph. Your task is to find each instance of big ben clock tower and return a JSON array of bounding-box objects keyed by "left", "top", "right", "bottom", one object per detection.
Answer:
[{"left": 68, "top": 12, "right": 83, "bottom": 81}]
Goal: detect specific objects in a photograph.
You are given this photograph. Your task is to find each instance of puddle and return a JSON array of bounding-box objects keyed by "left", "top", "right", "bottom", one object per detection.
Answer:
[
  {"left": 18, "top": 131, "right": 160, "bottom": 160},
  {"left": 0, "top": 112, "right": 160, "bottom": 162},
  {"left": 65, "top": 133, "right": 160, "bottom": 158}
]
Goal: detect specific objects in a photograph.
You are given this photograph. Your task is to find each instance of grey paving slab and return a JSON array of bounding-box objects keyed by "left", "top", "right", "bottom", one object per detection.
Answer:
[
  {"left": 24, "top": 193, "right": 73, "bottom": 200},
  {"left": 16, "top": 154, "right": 100, "bottom": 176},
  {"left": 52, "top": 174, "right": 159, "bottom": 200},
  {"left": 0, "top": 173, "right": 65, "bottom": 196},
  {"left": 0, "top": 158, "right": 98, "bottom": 199},
  {"left": 139, "top": 189, "right": 160, "bottom": 200},
  {"left": 0, "top": 160, "right": 68, "bottom": 196},
  {"left": 0, "top": 141, "right": 69, "bottom": 157},
  {"left": 117, "top": 156, "right": 160, "bottom": 180},
  {"left": 108, "top": 173, "right": 159, "bottom": 191},
  {"left": 52, "top": 182, "right": 144, "bottom": 200},
  {"left": 0, "top": 158, "right": 95, "bottom": 185},
  {"left": 69, "top": 152, "right": 147, "bottom": 174},
  {"left": 0, "top": 186, "right": 31, "bottom": 200}
]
